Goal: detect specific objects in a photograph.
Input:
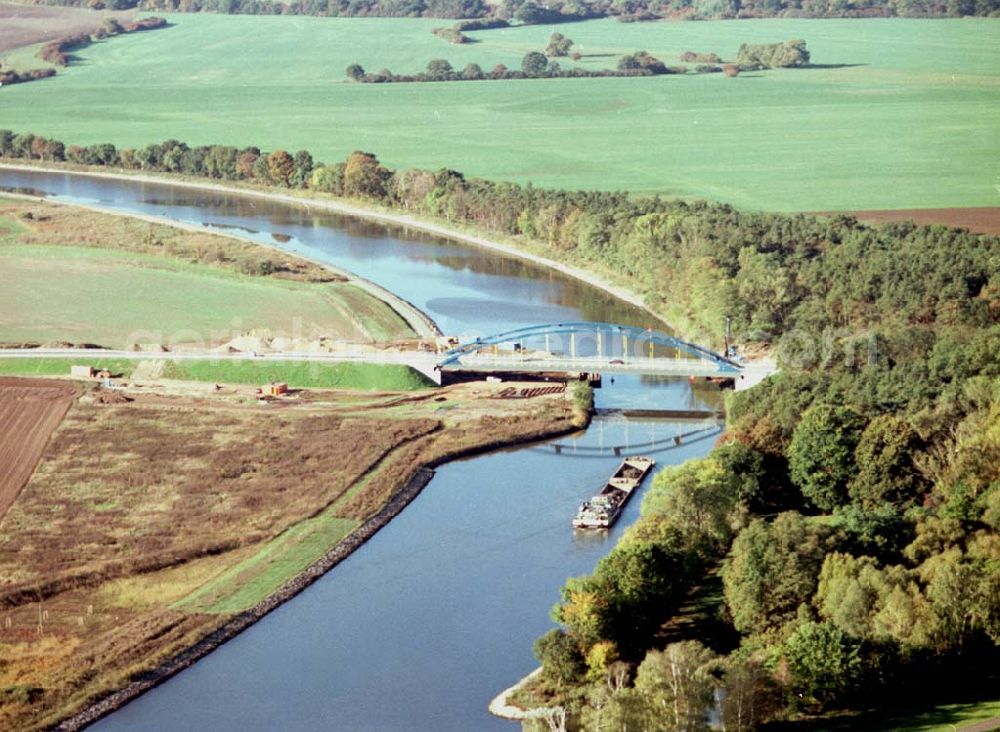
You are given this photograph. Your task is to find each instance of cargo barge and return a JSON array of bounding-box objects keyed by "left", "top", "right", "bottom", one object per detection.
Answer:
[{"left": 572, "top": 456, "right": 656, "bottom": 529}]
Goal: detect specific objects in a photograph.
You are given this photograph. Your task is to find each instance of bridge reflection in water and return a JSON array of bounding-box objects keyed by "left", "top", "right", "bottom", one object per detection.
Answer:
[{"left": 530, "top": 415, "right": 724, "bottom": 459}]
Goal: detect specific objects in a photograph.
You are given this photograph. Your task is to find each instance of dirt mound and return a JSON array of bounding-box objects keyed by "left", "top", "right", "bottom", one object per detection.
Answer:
[
  {"left": 92, "top": 390, "right": 133, "bottom": 405},
  {"left": 225, "top": 330, "right": 336, "bottom": 354},
  {"left": 131, "top": 360, "right": 166, "bottom": 380},
  {"left": 127, "top": 343, "right": 169, "bottom": 353}
]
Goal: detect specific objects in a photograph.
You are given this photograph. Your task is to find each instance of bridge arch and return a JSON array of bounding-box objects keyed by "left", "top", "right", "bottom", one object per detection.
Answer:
[{"left": 437, "top": 322, "right": 740, "bottom": 373}]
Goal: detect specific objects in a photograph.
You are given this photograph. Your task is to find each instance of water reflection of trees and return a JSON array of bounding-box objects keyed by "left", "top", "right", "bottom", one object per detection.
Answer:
[
  {"left": 172, "top": 191, "right": 659, "bottom": 328},
  {"left": 71, "top": 179, "right": 666, "bottom": 332}
]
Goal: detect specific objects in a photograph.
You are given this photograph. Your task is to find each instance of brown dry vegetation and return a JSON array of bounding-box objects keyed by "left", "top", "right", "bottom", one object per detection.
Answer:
[
  {"left": 5, "top": 198, "right": 345, "bottom": 285},
  {"left": 0, "top": 3, "right": 135, "bottom": 54},
  {"left": 0, "top": 377, "right": 79, "bottom": 521},
  {"left": 0, "top": 377, "right": 582, "bottom": 730}
]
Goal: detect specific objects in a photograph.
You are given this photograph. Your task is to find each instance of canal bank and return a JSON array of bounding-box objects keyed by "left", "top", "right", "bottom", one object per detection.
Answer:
[
  {"left": 0, "top": 162, "right": 673, "bottom": 333},
  {"left": 0, "top": 167, "right": 726, "bottom": 731},
  {"left": 56, "top": 402, "right": 591, "bottom": 731},
  {"left": 0, "top": 188, "right": 441, "bottom": 341}
]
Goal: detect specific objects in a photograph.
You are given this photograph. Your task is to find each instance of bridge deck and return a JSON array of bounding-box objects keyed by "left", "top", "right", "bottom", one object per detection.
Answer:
[{"left": 441, "top": 354, "right": 738, "bottom": 377}]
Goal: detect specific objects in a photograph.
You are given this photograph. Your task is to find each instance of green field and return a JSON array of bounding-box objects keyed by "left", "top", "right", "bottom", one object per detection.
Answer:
[
  {"left": 773, "top": 698, "right": 1000, "bottom": 731},
  {"left": 0, "top": 357, "right": 432, "bottom": 389},
  {"left": 174, "top": 512, "right": 359, "bottom": 614},
  {"left": 1, "top": 16, "right": 998, "bottom": 210},
  {"left": 0, "top": 242, "right": 412, "bottom": 347},
  {"left": 158, "top": 358, "right": 432, "bottom": 389},
  {"left": 0, "top": 356, "right": 142, "bottom": 377}
]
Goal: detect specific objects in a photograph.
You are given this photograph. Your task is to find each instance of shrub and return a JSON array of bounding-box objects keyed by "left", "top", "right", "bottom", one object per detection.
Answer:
[
  {"left": 736, "top": 40, "right": 810, "bottom": 70},
  {"left": 534, "top": 629, "right": 586, "bottom": 687}
]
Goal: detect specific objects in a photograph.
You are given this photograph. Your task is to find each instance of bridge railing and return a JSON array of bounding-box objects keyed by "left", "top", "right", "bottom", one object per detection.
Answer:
[{"left": 438, "top": 322, "right": 742, "bottom": 375}]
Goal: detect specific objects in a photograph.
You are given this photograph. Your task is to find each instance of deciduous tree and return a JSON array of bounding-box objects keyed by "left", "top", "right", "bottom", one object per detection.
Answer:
[
  {"left": 343, "top": 151, "right": 389, "bottom": 198},
  {"left": 266, "top": 149, "right": 295, "bottom": 187},
  {"left": 788, "top": 404, "right": 864, "bottom": 511},
  {"left": 522, "top": 51, "right": 549, "bottom": 76},
  {"left": 633, "top": 641, "right": 716, "bottom": 731},
  {"left": 545, "top": 32, "right": 573, "bottom": 57}
]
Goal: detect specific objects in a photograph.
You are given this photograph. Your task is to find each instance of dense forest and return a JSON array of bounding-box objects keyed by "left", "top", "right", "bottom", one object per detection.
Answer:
[
  {"left": 12, "top": 0, "right": 1000, "bottom": 20},
  {"left": 1, "top": 134, "right": 997, "bottom": 726}
]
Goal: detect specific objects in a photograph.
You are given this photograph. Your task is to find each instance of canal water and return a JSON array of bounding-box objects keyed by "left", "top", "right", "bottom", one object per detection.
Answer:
[{"left": 0, "top": 169, "right": 723, "bottom": 731}]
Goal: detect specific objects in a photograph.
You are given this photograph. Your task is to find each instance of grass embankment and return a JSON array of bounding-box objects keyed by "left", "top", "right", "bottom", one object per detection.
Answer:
[
  {"left": 0, "top": 199, "right": 414, "bottom": 348},
  {"left": 0, "top": 379, "right": 582, "bottom": 730},
  {"left": 160, "top": 360, "right": 433, "bottom": 390},
  {"left": 0, "top": 357, "right": 432, "bottom": 390},
  {"left": 768, "top": 699, "right": 1000, "bottom": 731},
  {"left": 1, "top": 16, "right": 997, "bottom": 210}
]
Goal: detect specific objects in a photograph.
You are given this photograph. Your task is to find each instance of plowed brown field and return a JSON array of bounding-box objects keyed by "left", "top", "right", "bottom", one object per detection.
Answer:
[
  {"left": 0, "top": 3, "right": 135, "bottom": 54},
  {"left": 0, "top": 377, "right": 78, "bottom": 520},
  {"left": 831, "top": 208, "right": 1000, "bottom": 237}
]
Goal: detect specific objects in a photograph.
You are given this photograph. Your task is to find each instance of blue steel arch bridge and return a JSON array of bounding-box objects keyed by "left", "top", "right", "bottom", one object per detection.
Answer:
[{"left": 435, "top": 322, "right": 741, "bottom": 378}]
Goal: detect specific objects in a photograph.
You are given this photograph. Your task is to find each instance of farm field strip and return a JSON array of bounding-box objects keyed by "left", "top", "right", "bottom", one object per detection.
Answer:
[
  {"left": 0, "top": 378, "right": 78, "bottom": 520},
  {"left": 0, "top": 2, "right": 135, "bottom": 55},
  {"left": 835, "top": 206, "right": 1000, "bottom": 236},
  {"left": 1, "top": 16, "right": 997, "bottom": 210}
]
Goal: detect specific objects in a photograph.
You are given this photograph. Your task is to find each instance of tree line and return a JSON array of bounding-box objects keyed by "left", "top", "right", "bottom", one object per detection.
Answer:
[
  {"left": 12, "top": 0, "right": 1000, "bottom": 20},
  {"left": 344, "top": 50, "right": 684, "bottom": 83},
  {"left": 38, "top": 17, "right": 167, "bottom": 66},
  {"left": 0, "top": 67, "right": 55, "bottom": 87},
  {"left": 347, "top": 38, "right": 808, "bottom": 84},
  {"left": 432, "top": 18, "right": 509, "bottom": 44}
]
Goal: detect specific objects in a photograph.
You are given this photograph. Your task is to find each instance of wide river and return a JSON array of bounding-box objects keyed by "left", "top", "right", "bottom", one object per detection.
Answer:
[{"left": 1, "top": 169, "right": 723, "bottom": 731}]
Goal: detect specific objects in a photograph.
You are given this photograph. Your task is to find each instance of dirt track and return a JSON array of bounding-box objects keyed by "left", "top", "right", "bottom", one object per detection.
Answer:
[
  {"left": 830, "top": 207, "right": 1000, "bottom": 237},
  {"left": 0, "top": 377, "right": 79, "bottom": 521}
]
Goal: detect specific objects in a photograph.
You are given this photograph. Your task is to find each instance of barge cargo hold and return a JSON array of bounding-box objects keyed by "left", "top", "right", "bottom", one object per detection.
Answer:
[{"left": 572, "top": 456, "right": 655, "bottom": 529}]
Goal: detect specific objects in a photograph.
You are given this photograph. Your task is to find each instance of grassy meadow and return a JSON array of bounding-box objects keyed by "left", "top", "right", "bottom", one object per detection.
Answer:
[
  {"left": 1, "top": 16, "right": 998, "bottom": 210},
  {"left": 159, "top": 358, "right": 433, "bottom": 389},
  {"left": 0, "top": 357, "right": 433, "bottom": 390},
  {"left": 0, "top": 200, "right": 415, "bottom": 348}
]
